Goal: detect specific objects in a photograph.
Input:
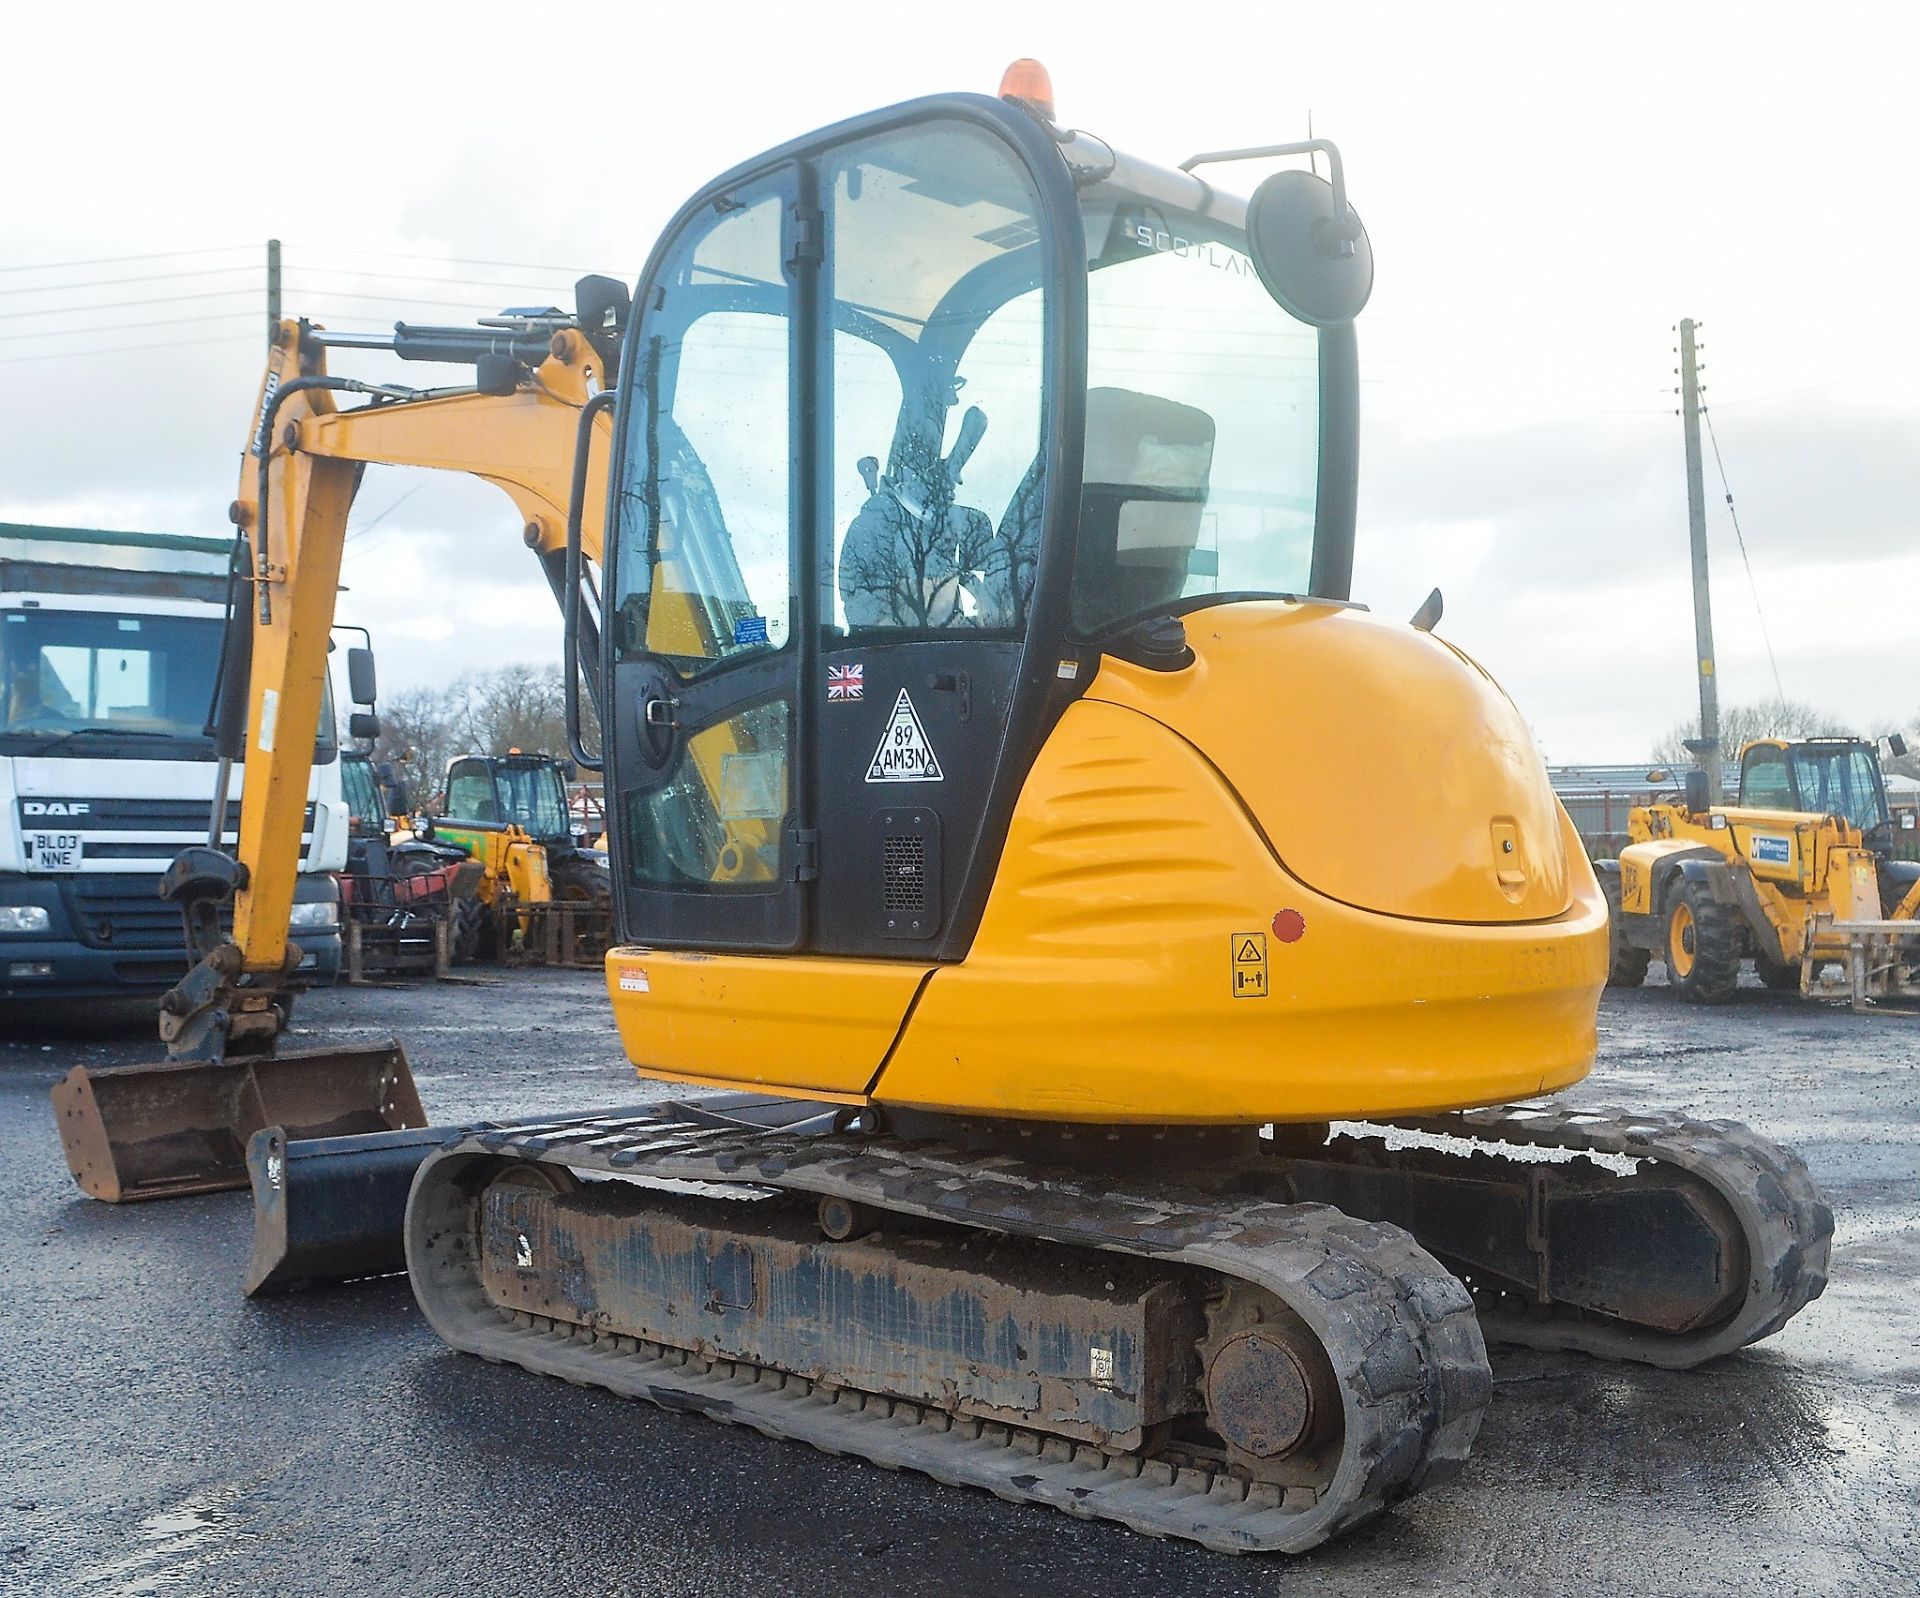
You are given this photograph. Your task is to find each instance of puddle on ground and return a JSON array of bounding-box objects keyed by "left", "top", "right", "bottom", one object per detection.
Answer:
[{"left": 68, "top": 1487, "right": 255, "bottom": 1597}]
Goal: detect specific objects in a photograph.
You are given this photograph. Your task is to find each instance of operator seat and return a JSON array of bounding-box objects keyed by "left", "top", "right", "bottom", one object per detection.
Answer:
[{"left": 1078, "top": 387, "right": 1216, "bottom": 623}]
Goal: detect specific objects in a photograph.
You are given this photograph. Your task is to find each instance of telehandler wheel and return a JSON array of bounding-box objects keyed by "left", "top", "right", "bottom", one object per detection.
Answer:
[
  {"left": 1601, "top": 874, "right": 1650, "bottom": 988},
  {"left": 1663, "top": 879, "right": 1743, "bottom": 1004},
  {"left": 450, "top": 894, "right": 488, "bottom": 965},
  {"left": 550, "top": 856, "right": 613, "bottom": 908}
]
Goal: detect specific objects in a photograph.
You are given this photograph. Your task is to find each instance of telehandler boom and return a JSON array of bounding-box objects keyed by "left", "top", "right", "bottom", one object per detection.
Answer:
[{"left": 67, "top": 66, "right": 1830, "bottom": 1553}]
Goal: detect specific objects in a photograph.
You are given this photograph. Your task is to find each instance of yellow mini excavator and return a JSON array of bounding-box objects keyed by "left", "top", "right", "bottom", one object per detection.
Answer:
[{"left": 64, "top": 64, "right": 1831, "bottom": 1553}]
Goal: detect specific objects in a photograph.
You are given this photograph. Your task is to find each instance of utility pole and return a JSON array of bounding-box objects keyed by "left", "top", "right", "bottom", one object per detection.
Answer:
[
  {"left": 267, "top": 239, "right": 282, "bottom": 344},
  {"left": 1678, "top": 317, "right": 1721, "bottom": 796}
]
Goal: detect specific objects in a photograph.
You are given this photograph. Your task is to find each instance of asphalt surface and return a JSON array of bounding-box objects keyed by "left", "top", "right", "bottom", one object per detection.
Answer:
[{"left": 1, "top": 969, "right": 1915, "bottom": 1597}]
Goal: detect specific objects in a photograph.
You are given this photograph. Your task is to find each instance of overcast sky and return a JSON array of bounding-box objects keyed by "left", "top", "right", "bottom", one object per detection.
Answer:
[{"left": 3, "top": 2, "right": 1915, "bottom": 761}]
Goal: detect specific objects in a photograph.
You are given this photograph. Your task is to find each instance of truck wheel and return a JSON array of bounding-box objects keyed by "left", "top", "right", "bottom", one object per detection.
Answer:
[
  {"left": 1601, "top": 874, "right": 1650, "bottom": 988},
  {"left": 1663, "top": 880, "right": 1743, "bottom": 1003}
]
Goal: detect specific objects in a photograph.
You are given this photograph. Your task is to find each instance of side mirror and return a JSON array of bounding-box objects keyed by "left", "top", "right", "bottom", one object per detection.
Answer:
[
  {"left": 348, "top": 711, "right": 381, "bottom": 741},
  {"left": 346, "top": 646, "right": 377, "bottom": 707},
  {"left": 575, "top": 274, "right": 631, "bottom": 338},
  {"left": 1902, "top": 812, "right": 1917, "bottom": 831},
  {"left": 1887, "top": 733, "right": 1909, "bottom": 759},
  {"left": 1245, "top": 168, "right": 1374, "bottom": 327},
  {"left": 1683, "top": 769, "right": 1713, "bottom": 815},
  {"left": 559, "top": 758, "right": 578, "bottom": 782}
]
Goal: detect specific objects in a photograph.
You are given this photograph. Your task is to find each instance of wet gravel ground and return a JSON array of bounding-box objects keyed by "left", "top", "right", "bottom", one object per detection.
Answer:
[{"left": 1, "top": 968, "right": 1915, "bottom": 1597}]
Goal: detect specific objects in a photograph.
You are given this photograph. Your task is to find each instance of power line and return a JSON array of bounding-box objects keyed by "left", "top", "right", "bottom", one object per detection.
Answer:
[
  {"left": 0, "top": 287, "right": 260, "bottom": 322},
  {"left": 0, "top": 244, "right": 253, "bottom": 276},
  {"left": 346, "top": 482, "right": 428, "bottom": 544},
  {"left": 0, "top": 264, "right": 259, "bottom": 299},
  {"left": 1700, "top": 403, "right": 1787, "bottom": 702},
  {"left": 285, "top": 286, "right": 568, "bottom": 314},
  {"left": 0, "top": 332, "right": 259, "bottom": 367},
  {"left": 291, "top": 263, "right": 593, "bottom": 293},
  {"left": 0, "top": 310, "right": 259, "bottom": 345},
  {"left": 291, "top": 242, "right": 608, "bottom": 275}
]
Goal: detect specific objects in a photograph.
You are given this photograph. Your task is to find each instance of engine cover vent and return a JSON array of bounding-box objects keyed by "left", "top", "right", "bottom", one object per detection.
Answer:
[{"left": 875, "top": 807, "right": 942, "bottom": 940}]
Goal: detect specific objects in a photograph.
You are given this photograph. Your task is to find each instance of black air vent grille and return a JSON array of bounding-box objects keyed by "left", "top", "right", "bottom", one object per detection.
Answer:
[
  {"left": 883, "top": 833, "right": 928, "bottom": 914},
  {"left": 872, "top": 806, "right": 941, "bottom": 941}
]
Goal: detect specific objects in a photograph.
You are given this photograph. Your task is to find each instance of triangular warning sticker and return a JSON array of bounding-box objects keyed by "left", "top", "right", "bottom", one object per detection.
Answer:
[
  {"left": 865, "top": 689, "right": 944, "bottom": 783},
  {"left": 1235, "top": 937, "right": 1262, "bottom": 963}
]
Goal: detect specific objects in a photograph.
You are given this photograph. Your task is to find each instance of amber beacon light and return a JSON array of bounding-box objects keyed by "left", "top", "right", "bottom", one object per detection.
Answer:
[{"left": 997, "top": 58, "right": 1056, "bottom": 119}]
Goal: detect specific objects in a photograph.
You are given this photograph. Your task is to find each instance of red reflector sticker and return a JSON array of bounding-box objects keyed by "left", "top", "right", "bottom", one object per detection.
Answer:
[{"left": 1272, "top": 909, "right": 1306, "bottom": 944}]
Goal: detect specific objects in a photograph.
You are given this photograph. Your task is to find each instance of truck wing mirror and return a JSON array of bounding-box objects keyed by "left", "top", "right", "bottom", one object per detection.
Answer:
[
  {"left": 348, "top": 711, "right": 381, "bottom": 741},
  {"left": 346, "top": 646, "right": 377, "bottom": 707},
  {"left": 1683, "top": 769, "right": 1713, "bottom": 816},
  {"left": 1887, "top": 732, "right": 1909, "bottom": 759}
]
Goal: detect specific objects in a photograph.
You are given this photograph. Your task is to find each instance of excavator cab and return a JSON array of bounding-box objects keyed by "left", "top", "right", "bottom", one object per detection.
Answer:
[
  {"left": 586, "top": 90, "right": 1603, "bottom": 1115},
  {"left": 602, "top": 100, "right": 1351, "bottom": 956}
]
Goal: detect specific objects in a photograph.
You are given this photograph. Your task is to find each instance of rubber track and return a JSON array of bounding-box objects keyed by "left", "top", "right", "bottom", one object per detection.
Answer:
[
  {"left": 1377, "top": 1103, "right": 1833, "bottom": 1367},
  {"left": 405, "top": 1113, "right": 1492, "bottom": 1554}
]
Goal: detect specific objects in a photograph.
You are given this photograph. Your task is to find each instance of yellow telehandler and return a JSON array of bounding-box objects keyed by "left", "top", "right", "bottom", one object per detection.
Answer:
[
  {"left": 57, "top": 64, "right": 1830, "bottom": 1553},
  {"left": 1602, "top": 736, "right": 1920, "bottom": 1007},
  {"left": 414, "top": 750, "right": 611, "bottom": 964}
]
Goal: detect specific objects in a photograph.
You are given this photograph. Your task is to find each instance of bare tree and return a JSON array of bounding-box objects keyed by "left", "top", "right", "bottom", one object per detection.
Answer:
[
  {"left": 372, "top": 664, "right": 602, "bottom": 809},
  {"left": 372, "top": 682, "right": 461, "bottom": 810},
  {"left": 1651, "top": 698, "right": 1851, "bottom": 765},
  {"left": 450, "top": 662, "right": 564, "bottom": 755}
]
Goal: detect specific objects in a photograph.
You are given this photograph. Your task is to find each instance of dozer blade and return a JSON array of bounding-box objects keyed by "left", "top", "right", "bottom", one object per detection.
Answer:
[
  {"left": 243, "top": 1094, "right": 829, "bottom": 1296},
  {"left": 52, "top": 1042, "right": 424, "bottom": 1204}
]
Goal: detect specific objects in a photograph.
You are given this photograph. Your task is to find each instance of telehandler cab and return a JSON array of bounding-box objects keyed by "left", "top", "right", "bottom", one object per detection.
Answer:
[{"left": 56, "top": 64, "right": 1830, "bottom": 1553}]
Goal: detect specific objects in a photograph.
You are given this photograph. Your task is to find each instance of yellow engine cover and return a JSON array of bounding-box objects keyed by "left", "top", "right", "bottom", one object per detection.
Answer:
[{"left": 607, "top": 602, "right": 1606, "bottom": 1124}]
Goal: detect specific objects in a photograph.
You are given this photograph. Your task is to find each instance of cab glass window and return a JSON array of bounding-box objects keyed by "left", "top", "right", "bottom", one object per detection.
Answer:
[
  {"left": 1071, "top": 197, "right": 1321, "bottom": 634},
  {"left": 824, "top": 121, "right": 1049, "bottom": 637},
  {"left": 1740, "top": 747, "right": 1791, "bottom": 809},
  {"left": 1789, "top": 746, "right": 1887, "bottom": 832},
  {"left": 446, "top": 763, "right": 498, "bottom": 822},
  {"left": 612, "top": 190, "right": 792, "bottom": 676}
]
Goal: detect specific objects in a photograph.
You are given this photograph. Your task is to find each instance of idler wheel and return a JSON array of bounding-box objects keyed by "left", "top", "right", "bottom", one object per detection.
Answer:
[{"left": 1205, "top": 1323, "right": 1333, "bottom": 1465}]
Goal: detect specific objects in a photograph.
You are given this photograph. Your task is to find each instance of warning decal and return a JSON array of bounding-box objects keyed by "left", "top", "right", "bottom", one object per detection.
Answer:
[
  {"left": 1230, "top": 932, "right": 1269, "bottom": 999},
  {"left": 865, "top": 689, "right": 944, "bottom": 783}
]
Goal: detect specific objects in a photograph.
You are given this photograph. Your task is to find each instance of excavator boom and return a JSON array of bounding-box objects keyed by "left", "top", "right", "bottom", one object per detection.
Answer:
[{"left": 54, "top": 298, "right": 620, "bottom": 1199}]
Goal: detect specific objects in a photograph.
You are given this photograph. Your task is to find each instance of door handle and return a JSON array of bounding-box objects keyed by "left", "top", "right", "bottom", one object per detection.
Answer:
[{"left": 644, "top": 698, "right": 676, "bottom": 728}]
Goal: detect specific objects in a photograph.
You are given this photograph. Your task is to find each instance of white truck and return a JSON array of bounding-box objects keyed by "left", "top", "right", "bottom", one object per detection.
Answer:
[{"left": 0, "top": 524, "right": 346, "bottom": 1001}]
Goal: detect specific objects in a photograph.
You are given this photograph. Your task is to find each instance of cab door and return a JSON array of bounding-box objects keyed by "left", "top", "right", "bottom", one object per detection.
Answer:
[
  {"left": 605, "top": 170, "right": 811, "bottom": 949},
  {"left": 603, "top": 104, "right": 1076, "bottom": 960}
]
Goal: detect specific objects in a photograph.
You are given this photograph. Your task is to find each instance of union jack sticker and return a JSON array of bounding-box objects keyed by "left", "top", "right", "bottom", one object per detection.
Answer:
[{"left": 827, "top": 663, "right": 864, "bottom": 702}]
